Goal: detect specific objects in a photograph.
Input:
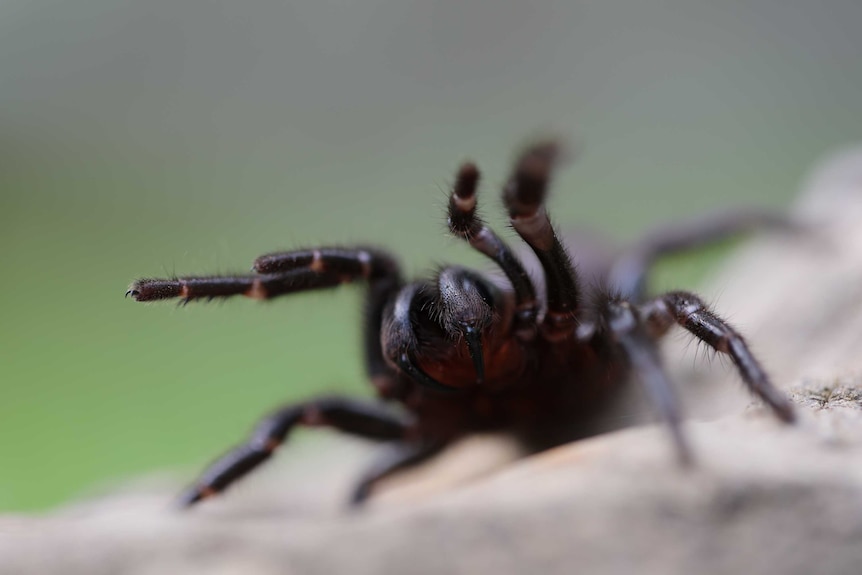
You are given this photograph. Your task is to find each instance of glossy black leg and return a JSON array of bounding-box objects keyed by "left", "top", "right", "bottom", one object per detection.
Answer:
[
  {"left": 639, "top": 290, "right": 795, "bottom": 423},
  {"left": 501, "top": 141, "right": 580, "bottom": 337},
  {"left": 349, "top": 441, "right": 445, "bottom": 506},
  {"left": 610, "top": 209, "right": 793, "bottom": 301},
  {"left": 128, "top": 246, "right": 405, "bottom": 397},
  {"left": 179, "top": 396, "right": 411, "bottom": 506},
  {"left": 603, "top": 297, "right": 692, "bottom": 464},
  {"left": 127, "top": 246, "right": 402, "bottom": 303},
  {"left": 448, "top": 162, "right": 539, "bottom": 336},
  {"left": 127, "top": 270, "right": 346, "bottom": 302}
]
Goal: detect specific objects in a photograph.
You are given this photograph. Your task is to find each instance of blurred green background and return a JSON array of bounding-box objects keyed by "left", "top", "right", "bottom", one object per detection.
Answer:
[{"left": 1, "top": 0, "right": 861, "bottom": 511}]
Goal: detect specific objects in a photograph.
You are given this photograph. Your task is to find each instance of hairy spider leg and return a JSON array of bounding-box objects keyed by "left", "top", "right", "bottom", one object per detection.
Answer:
[
  {"left": 127, "top": 270, "right": 345, "bottom": 302},
  {"left": 639, "top": 290, "right": 796, "bottom": 423},
  {"left": 502, "top": 141, "right": 581, "bottom": 339},
  {"left": 349, "top": 441, "right": 445, "bottom": 506},
  {"left": 127, "top": 247, "right": 404, "bottom": 395},
  {"left": 609, "top": 209, "right": 795, "bottom": 302},
  {"left": 127, "top": 247, "right": 399, "bottom": 303},
  {"left": 603, "top": 298, "right": 693, "bottom": 464},
  {"left": 253, "top": 247, "right": 404, "bottom": 394},
  {"left": 447, "top": 162, "right": 539, "bottom": 337},
  {"left": 179, "top": 396, "right": 412, "bottom": 507}
]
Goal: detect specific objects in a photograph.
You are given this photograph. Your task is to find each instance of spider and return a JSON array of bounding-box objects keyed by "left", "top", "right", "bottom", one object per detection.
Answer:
[{"left": 126, "top": 141, "right": 796, "bottom": 507}]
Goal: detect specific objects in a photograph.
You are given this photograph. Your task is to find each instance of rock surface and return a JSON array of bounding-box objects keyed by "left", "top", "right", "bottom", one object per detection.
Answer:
[{"left": 4, "top": 148, "right": 862, "bottom": 574}]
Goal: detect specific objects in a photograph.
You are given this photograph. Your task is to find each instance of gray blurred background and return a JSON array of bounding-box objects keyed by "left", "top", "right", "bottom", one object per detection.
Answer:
[{"left": 1, "top": 0, "right": 860, "bottom": 511}]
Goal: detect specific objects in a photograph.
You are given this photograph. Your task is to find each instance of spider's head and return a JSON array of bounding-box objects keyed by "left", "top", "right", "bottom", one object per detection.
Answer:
[
  {"left": 434, "top": 267, "right": 496, "bottom": 384},
  {"left": 381, "top": 261, "right": 530, "bottom": 393},
  {"left": 381, "top": 265, "right": 524, "bottom": 392}
]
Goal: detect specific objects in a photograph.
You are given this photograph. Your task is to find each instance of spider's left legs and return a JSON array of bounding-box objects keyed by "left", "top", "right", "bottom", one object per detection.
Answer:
[
  {"left": 610, "top": 209, "right": 793, "bottom": 302},
  {"left": 448, "top": 162, "right": 539, "bottom": 335},
  {"left": 603, "top": 298, "right": 692, "bottom": 463},
  {"left": 349, "top": 440, "right": 445, "bottom": 506},
  {"left": 639, "top": 291, "right": 795, "bottom": 422},
  {"left": 179, "top": 396, "right": 412, "bottom": 506},
  {"left": 502, "top": 141, "right": 581, "bottom": 338}
]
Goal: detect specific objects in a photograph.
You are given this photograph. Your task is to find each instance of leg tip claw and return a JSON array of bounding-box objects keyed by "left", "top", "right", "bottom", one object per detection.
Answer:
[
  {"left": 176, "top": 485, "right": 216, "bottom": 508},
  {"left": 125, "top": 278, "right": 181, "bottom": 302},
  {"left": 776, "top": 402, "right": 797, "bottom": 425}
]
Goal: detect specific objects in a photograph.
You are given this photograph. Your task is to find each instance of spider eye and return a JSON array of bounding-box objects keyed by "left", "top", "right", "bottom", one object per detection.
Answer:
[{"left": 473, "top": 278, "right": 495, "bottom": 306}]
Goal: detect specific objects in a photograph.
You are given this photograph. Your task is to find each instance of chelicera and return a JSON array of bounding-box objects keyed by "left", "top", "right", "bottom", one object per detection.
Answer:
[{"left": 126, "top": 141, "right": 796, "bottom": 507}]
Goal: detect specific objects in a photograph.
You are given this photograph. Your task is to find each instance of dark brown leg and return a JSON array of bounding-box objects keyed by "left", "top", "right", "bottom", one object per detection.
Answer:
[
  {"left": 349, "top": 441, "right": 445, "bottom": 506},
  {"left": 603, "top": 297, "right": 692, "bottom": 464},
  {"left": 251, "top": 246, "right": 398, "bottom": 277},
  {"left": 127, "top": 247, "right": 405, "bottom": 397},
  {"left": 251, "top": 248, "right": 403, "bottom": 390},
  {"left": 610, "top": 209, "right": 794, "bottom": 301},
  {"left": 179, "top": 396, "right": 412, "bottom": 507},
  {"left": 448, "top": 162, "right": 539, "bottom": 336},
  {"left": 127, "top": 270, "right": 346, "bottom": 302},
  {"left": 639, "top": 290, "right": 795, "bottom": 423},
  {"left": 502, "top": 141, "right": 580, "bottom": 338},
  {"left": 126, "top": 247, "right": 401, "bottom": 303}
]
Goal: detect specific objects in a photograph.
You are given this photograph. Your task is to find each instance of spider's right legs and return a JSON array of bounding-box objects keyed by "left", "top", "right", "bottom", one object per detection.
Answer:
[
  {"left": 609, "top": 209, "right": 794, "bottom": 302},
  {"left": 602, "top": 297, "right": 692, "bottom": 464},
  {"left": 179, "top": 396, "right": 414, "bottom": 506},
  {"left": 639, "top": 290, "right": 796, "bottom": 423}
]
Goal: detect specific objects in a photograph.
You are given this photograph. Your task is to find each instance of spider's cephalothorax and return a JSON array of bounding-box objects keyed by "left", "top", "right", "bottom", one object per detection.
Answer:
[{"left": 127, "top": 141, "right": 796, "bottom": 506}]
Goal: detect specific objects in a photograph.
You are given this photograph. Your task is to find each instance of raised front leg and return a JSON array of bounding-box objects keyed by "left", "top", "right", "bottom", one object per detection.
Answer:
[
  {"left": 180, "top": 396, "right": 414, "bottom": 506},
  {"left": 447, "top": 162, "right": 539, "bottom": 337},
  {"left": 502, "top": 141, "right": 581, "bottom": 339}
]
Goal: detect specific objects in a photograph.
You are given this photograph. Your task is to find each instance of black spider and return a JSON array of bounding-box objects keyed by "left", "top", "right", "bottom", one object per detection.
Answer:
[{"left": 126, "top": 141, "right": 795, "bottom": 507}]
